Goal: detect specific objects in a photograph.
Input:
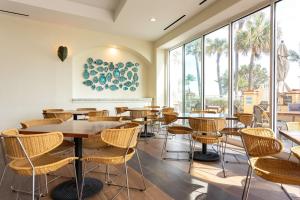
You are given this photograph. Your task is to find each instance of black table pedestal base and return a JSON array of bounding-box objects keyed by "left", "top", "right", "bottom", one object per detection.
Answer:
[
  {"left": 190, "top": 151, "right": 220, "bottom": 162},
  {"left": 139, "top": 132, "right": 155, "bottom": 138},
  {"left": 51, "top": 178, "right": 103, "bottom": 200}
]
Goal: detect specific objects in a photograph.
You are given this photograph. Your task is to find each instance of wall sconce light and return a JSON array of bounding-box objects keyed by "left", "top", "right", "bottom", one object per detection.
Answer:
[{"left": 57, "top": 46, "right": 68, "bottom": 62}]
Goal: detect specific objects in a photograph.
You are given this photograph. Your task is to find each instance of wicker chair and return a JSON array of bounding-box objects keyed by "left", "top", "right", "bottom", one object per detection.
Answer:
[
  {"left": 240, "top": 128, "right": 300, "bottom": 200},
  {"left": 88, "top": 110, "right": 109, "bottom": 118},
  {"left": 191, "top": 109, "right": 217, "bottom": 114},
  {"left": 43, "top": 112, "right": 73, "bottom": 121},
  {"left": 161, "top": 107, "right": 174, "bottom": 114},
  {"left": 83, "top": 116, "right": 122, "bottom": 149},
  {"left": 88, "top": 116, "right": 122, "bottom": 122},
  {"left": 290, "top": 146, "right": 300, "bottom": 162},
  {"left": 20, "top": 119, "right": 74, "bottom": 155},
  {"left": 144, "top": 105, "right": 160, "bottom": 109},
  {"left": 286, "top": 122, "right": 300, "bottom": 131},
  {"left": 81, "top": 123, "right": 146, "bottom": 200},
  {"left": 0, "top": 129, "right": 77, "bottom": 199},
  {"left": 115, "top": 107, "right": 131, "bottom": 121},
  {"left": 220, "top": 113, "right": 253, "bottom": 176},
  {"left": 42, "top": 109, "right": 64, "bottom": 118},
  {"left": 20, "top": 118, "right": 63, "bottom": 128},
  {"left": 76, "top": 108, "right": 96, "bottom": 111},
  {"left": 253, "top": 105, "right": 269, "bottom": 127},
  {"left": 161, "top": 113, "right": 193, "bottom": 160},
  {"left": 188, "top": 117, "right": 226, "bottom": 176}
]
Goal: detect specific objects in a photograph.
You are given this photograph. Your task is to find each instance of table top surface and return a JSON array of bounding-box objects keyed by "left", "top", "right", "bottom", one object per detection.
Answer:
[
  {"left": 19, "top": 120, "right": 124, "bottom": 138},
  {"left": 177, "top": 113, "right": 237, "bottom": 120},
  {"left": 279, "top": 130, "right": 300, "bottom": 145}
]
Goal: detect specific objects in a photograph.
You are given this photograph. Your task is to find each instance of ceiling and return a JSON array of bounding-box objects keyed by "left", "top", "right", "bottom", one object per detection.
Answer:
[{"left": 0, "top": 0, "right": 217, "bottom": 41}]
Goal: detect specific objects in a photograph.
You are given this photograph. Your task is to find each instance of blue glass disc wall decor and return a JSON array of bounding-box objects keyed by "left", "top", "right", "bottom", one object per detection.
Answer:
[{"left": 82, "top": 57, "right": 140, "bottom": 92}]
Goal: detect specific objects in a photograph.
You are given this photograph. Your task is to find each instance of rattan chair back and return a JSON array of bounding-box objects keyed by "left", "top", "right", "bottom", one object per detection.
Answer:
[
  {"left": 240, "top": 128, "right": 283, "bottom": 157},
  {"left": 88, "top": 110, "right": 109, "bottom": 117},
  {"left": 88, "top": 116, "right": 122, "bottom": 122},
  {"left": 76, "top": 108, "right": 96, "bottom": 111},
  {"left": 115, "top": 107, "right": 128, "bottom": 115},
  {"left": 161, "top": 107, "right": 174, "bottom": 114},
  {"left": 101, "top": 123, "right": 140, "bottom": 149},
  {"left": 144, "top": 106, "right": 160, "bottom": 109},
  {"left": 130, "top": 110, "right": 151, "bottom": 119},
  {"left": 286, "top": 122, "right": 300, "bottom": 131},
  {"left": 42, "top": 109, "right": 64, "bottom": 118},
  {"left": 189, "top": 117, "right": 226, "bottom": 134},
  {"left": 46, "top": 112, "right": 73, "bottom": 121},
  {"left": 21, "top": 118, "right": 63, "bottom": 128},
  {"left": 163, "top": 113, "right": 178, "bottom": 125},
  {"left": 43, "top": 109, "right": 64, "bottom": 113},
  {"left": 191, "top": 109, "right": 217, "bottom": 114},
  {"left": 238, "top": 113, "right": 253, "bottom": 127},
  {"left": 1, "top": 129, "right": 63, "bottom": 160}
]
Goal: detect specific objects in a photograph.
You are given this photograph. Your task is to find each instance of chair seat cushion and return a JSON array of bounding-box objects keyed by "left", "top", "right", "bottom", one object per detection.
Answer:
[
  {"left": 291, "top": 146, "right": 300, "bottom": 161},
  {"left": 220, "top": 127, "right": 241, "bottom": 136},
  {"left": 9, "top": 155, "right": 77, "bottom": 176},
  {"left": 167, "top": 126, "right": 192, "bottom": 135},
  {"left": 251, "top": 157, "right": 300, "bottom": 185},
  {"left": 192, "top": 133, "right": 222, "bottom": 144},
  {"left": 83, "top": 146, "right": 135, "bottom": 165},
  {"left": 132, "top": 118, "right": 152, "bottom": 124}
]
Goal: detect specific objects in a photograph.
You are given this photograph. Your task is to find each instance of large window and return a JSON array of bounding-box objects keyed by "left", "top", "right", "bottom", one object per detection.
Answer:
[
  {"left": 276, "top": 0, "right": 300, "bottom": 127},
  {"left": 184, "top": 38, "right": 202, "bottom": 112},
  {"left": 169, "top": 47, "right": 183, "bottom": 112},
  {"left": 232, "top": 8, "right": 271, "bottom": 127},
  {"left": 204, "top": 26, "right": 229, "bottom": 114},
  {"left": 168, "top": 0, "right": 298, "bottom": 131}
]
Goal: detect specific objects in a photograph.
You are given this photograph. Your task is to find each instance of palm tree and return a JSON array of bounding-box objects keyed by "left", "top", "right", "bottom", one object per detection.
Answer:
[
  {"left": 185, "top": 40, "right": 202, "bottom": 97},
  {"left": 185, "top": 74, "right": 196, "bottom": 92},
  {"left": 206, "top": 38, "right": 228, "bottom": 97},
  {"left": 233, "top": 19, "right": 245, "bottom": 97},
  {"left": 235, "top": 12, "right": 270, "bottom": 90}
]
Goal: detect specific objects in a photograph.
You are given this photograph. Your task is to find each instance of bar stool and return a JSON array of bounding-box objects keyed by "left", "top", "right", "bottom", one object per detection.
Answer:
[{"left": 161, "top": 113, "right": 193, "bottom": 160}]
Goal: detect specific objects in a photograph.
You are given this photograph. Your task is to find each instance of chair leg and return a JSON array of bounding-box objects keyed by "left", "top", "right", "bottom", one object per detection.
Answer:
[
  {"left": 220, "top": 142, "right": 226, "bottom": 178},
  {"left": 189, "top": 141, "right": 196, "bottom": 174},
  {"left": 280, "top": 184, "right": 293, "bottom": 200},
  {"left": 32, "top": 171, "right": 35, "bottom": 200},
  {"left": 72, "top": 161, "right": 79, "bottom": 200},
  {"left": 242, "top": 165, "right": 251, "bottom": 200},
  {"left": 222, "top": 135, "right": 228, "bottom": 178},
  {"left": 80, "top": 161, "right": 87, "bottom": 200},
  {"left": 0, "top": 164, "right": 8, "bottom": 187},
  {"left": 136, "top": 149, "right": 147, "bottom": 191},
  {"left": 242, "top": 165, "right": 253, "bottom": 200},
  {"left": 124, "top": 161, "right": 130, "bottom": 200},
  {"left": 161, "top": 131, "right": 168, "bottom": 159}
]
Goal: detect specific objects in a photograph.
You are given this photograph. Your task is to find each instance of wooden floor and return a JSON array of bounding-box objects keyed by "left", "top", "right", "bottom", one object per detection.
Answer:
[{"left": 0, "top": 132, "right": 300, "bottom": 200}]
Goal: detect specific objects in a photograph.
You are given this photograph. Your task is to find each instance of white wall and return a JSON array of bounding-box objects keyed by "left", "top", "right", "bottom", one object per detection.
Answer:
[{"left": 0, "top": 14, "right": 154, "bottom": 130}]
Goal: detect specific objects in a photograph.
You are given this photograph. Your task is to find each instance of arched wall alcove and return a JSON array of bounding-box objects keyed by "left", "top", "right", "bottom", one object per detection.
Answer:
[{"left": 72, "top": 45, "right": 152, "bottom": 99}]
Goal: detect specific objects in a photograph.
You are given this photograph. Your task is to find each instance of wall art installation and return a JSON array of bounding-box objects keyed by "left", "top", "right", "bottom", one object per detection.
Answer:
[{"left": 82, "top": 57, "right": 140, "bottom": 92}]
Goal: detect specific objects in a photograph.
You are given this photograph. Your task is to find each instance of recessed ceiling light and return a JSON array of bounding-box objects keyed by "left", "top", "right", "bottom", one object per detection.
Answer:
[{"left": 150, "top": 17, "right": 156, "bottom": 22}]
